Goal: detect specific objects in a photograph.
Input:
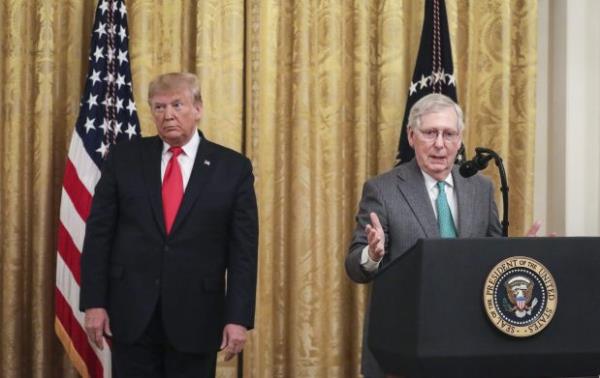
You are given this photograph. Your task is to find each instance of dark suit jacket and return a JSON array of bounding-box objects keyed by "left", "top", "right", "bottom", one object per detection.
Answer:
[
  {"left": 80, "top": 131, "right": 258, "bottom": 354},
  {"left": 345, "top": 159, "right": 502, "bottom": 377}
]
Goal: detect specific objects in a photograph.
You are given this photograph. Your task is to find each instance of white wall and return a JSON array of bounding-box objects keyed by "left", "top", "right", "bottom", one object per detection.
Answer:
[{"left": 535, "top": 0, "right": 600, "bottom": 236}]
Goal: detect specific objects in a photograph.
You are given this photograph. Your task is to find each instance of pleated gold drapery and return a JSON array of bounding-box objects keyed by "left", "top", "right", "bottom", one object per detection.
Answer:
[{"left": 0, "top": 1, "right": 536, "bottom": 377}]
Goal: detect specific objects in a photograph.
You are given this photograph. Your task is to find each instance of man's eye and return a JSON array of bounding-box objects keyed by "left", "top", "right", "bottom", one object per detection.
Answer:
[{"left": 425, "top": 130, "right": 437, "bottom": 137}]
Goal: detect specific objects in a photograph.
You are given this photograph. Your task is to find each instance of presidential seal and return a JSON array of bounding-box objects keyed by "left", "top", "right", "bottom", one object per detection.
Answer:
[{"left": 483, "top": 256, "right": 558, "bottom": 337}]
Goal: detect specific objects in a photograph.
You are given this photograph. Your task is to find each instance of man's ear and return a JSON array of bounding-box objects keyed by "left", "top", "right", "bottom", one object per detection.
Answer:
[
  {"left": 194, "top": 103, "right": 203, "bottom": 121},
  {"left": 407, "top": 127, "right": 415, "bottom": 148}
]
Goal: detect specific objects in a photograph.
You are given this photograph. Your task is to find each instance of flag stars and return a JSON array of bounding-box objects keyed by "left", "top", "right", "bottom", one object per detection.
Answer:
[
  {"left": 96, "top": 142, "right": 110, "bottom": 157},
  {"left": 87, "top": 93, "right": 98, "bottom": 110},
  {"left": 126, "top": 100, "right": 137, "bottom": 115},
  {"left": 116, "top": 74, "right": 126, "bottom": 89},
  {"left": 98, "top": 0, "right": 110, "bottom": 14},
  {"left": 76, "top": 0, "right": 139, "bottom": 159},
  {"left": 99, "top": 118, "right": 111, "bottom": 134},
  {"left": 115, "top": 97, "right": 124, "bottom": 112},
  {"left": 419, "top": 74, "right": 429, "bottom": 89},
  {"left": 407, "top": 70, "right": 456, "bottom": 96},
  {"left": 89, "top": 69, "right": 102, "bottom": 86},
  {"left": 95, "top": 22, "right": 107, "bottom": 39},
  {"left": 433, "top": 70, "right": 446, "bottom": 84},
  {"left": 102, "top": 97, "right": 115, "bottom": 108},
  {"left": 117, "top": 50, "right": 128, "bottom": 65},
  {"left": 125, "top": 123, "right": 137, "bottom": 140},
  {"left": 84, "top": 117, "right": 96, "bottom": 133},
  {"left": 93, "top": 46, "right": 104, "bottom": 62},
  {"left": 118, "top": 26, "right": 128, "bottom": 42},
  {"left": 113, "top": 121, "right": 123, "bottom": 136},
  {"left": 119, "top": 2, "right": 127, "bottom": 17},
  {"left": 409, "top": 81, "right": 419, "bottom": 96}
]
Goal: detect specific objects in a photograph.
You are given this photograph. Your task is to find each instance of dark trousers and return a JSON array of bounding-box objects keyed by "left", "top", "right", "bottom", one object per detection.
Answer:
[{"left": 111, "top": 303, "right": 217, "bottom": 378}]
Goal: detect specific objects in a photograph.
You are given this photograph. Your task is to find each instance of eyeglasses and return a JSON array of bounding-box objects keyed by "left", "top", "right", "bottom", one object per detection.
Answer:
[{"left": 415, "top": 128, "right": 460, "bottom": 143}]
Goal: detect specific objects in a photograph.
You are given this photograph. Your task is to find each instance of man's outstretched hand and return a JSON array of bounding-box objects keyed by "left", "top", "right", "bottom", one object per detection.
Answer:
[{"left": 365, "top": 212, "right": 385, "bottom": 262}]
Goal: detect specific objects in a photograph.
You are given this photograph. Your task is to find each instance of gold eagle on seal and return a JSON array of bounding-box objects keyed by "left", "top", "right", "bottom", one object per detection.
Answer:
[{"left": 503, "top": 275, "right": 538, "bottom": 318}]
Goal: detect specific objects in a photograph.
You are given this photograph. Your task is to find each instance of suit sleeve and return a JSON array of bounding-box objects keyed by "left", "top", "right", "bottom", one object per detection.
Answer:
[
  {"left": 225, "top": 158, "right": 259, "bottom": 329},
  {"left": 345, "top": 180, "right": 389, "bottom": 284},
  {"left": 79, "top": 149, "right": 119, "bottom": 311}
]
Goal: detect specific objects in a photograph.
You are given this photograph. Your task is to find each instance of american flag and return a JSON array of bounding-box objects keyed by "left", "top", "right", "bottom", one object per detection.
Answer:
[
  {"left": 55, "top": 1, "right": 140, "bottom": 377},
  {"left": 396, "top": 0, "right": 461, "bottom": 164}
]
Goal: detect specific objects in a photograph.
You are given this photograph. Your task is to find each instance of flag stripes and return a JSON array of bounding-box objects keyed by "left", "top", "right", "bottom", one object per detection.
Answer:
[{"left": 55, "top": 1, "right": 140, "bottom": 376}]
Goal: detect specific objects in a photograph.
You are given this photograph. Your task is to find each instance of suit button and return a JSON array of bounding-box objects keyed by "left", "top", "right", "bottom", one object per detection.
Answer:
[
  {"left": 163, "top": 246, "right": 170, "bottom": 253},
  {"left": 155, "top": 278, "right": 160, "bottom": 287}
]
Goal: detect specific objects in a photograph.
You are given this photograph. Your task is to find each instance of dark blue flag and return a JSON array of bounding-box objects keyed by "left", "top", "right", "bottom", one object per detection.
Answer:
[{"left": 397, "top": 0, "right": 462, "bottom": 164}]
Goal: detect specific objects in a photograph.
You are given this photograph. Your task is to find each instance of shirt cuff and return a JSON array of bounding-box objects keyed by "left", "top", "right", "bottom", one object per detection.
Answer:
[{"left": 360, "top": 245, "right": 382, "bottom": 272}]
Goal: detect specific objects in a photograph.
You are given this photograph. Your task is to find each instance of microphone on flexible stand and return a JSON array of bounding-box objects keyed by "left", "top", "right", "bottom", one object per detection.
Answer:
[
  {"left": 459, "top": 147, "right": 509, "bottom": 236},
  {"left": 458, "top": 149, "right": 495, "bottom": 178}
]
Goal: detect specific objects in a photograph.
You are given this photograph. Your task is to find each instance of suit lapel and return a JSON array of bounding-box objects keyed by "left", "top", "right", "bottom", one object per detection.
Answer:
[
  {"left": 141, "top": 136, "right": 166, "bottom": 236},
  {"left": 169, "top": 132, "right": 216, "bottom": 235},
  {"left": 453, "top": 166, "right": 475, "bottom": 237},
  {"left": 396, "top": 160, "right": 439, "bottom": 238}
]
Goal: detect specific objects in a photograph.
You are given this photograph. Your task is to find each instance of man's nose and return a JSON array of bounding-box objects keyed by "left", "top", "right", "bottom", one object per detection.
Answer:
[
  {"left": 433, "top": 132, "right": 445, "bottom": 147},
  {"left": 164, "top": 105, "right": 175, "bottom": 118}
]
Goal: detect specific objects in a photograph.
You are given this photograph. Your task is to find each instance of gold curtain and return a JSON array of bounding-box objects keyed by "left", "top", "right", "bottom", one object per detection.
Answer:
[{"left": 0, "top": 0, "right": 536, "bottom": 377}]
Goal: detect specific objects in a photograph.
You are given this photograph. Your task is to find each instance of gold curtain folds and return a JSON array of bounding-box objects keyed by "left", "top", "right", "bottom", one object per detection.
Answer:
[{"left": 0, "top": 1, "right": 536, "bottom": 377}]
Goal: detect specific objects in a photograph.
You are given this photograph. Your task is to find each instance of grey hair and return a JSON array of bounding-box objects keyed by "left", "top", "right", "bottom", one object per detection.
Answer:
[{"left": 407, "top": 93, "right": 464, "bottom": 132}]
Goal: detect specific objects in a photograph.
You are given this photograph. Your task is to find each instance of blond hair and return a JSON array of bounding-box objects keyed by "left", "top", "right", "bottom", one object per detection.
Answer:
[{"left": 148, "top": 72, "right": 202, "bottom": 104}]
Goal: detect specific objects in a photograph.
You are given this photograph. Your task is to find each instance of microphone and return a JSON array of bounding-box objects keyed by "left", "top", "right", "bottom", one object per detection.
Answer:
[
  {"left": 459, "top": 148, "right": 495, "bottom": 178},
  {"left": 458, "top": 147, "right": 510, "bottom": 236}
]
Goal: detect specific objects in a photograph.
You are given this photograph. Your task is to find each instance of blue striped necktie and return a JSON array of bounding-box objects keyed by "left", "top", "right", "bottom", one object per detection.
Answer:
[{"left": 436, "top": 181, "right": 457, "bottom": 238}]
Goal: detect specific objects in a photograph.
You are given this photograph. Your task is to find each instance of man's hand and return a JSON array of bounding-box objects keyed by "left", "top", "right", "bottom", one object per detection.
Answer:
[
  {"left": 365, "top": 212, "right": 385, "bottom": 262},
  {"left": 525, "top": 220, "right": 542, "bottom": 236},
  {"left": 84, "top": 308, "right": 111, "bottom": 350},
  {"left": 525, "top": 220, "right": 557, "bottom": 237},
  {"left": 220, "top": 323, "right": 247, "bottom": 361}
]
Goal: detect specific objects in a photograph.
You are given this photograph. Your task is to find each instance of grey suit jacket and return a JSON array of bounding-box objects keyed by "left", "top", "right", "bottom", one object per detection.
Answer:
[{"left": 345, "top": 159, "right": 502, "bottom": 377}]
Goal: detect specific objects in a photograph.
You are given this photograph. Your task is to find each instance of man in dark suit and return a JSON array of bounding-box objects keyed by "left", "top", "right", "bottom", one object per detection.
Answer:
[
  {"left": 80, "top": 72, "right": 258, "bottom": 377},
  {"left": 345, "top": 93, "right": 505, "bottom": 377}
]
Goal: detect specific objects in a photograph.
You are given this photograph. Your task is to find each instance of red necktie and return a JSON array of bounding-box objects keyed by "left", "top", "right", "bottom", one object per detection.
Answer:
[{"left": 162, "top": 146, "right": 184, "bottom": 234}]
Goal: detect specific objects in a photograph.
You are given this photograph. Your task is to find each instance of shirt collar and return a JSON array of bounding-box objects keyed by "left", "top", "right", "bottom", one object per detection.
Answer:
[
  {"left": 421, "top": 169, "right": 454, "bottom": 192},
  {"left": 162, "top": 131, "right": 201, "bottom": 157}
]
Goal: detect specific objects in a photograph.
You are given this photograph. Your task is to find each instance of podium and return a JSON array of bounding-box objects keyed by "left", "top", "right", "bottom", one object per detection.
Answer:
[{"left": 368, "top": 237, "right": 600, "bottom": 378}]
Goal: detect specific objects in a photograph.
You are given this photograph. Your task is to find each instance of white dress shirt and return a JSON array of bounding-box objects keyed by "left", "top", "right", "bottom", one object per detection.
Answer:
[
  {"left": 421, "top": 170, "right": 458, "bottom": 226},
  {"left": 360, "top": 169, "right": 458, "bottom": 272},
  {"left": 160, "top": 131, "right": 200, "bottom": 191}
]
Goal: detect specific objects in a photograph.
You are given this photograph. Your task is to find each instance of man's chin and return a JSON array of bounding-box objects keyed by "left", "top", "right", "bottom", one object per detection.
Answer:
[
  {"left": 427, "top": 161, "right": 450, "bottom": 170},
  {"left": 160, "top": 134, "right": 184, "bottom": 146},
  {"left": 424, "top": 164, "right": 451, "bottom": 179},
  {"left": 161, "top": 128, "right": 181, "bottom": 135},
  {"left": 160, "top": 130, "right": 181, "bottom": 138}
]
